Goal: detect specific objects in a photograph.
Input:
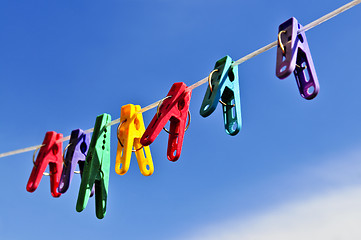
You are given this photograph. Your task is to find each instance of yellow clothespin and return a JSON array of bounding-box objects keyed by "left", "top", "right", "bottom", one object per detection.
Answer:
[{"left": 115, "top": 104, "right": 154, "bottom": 176}]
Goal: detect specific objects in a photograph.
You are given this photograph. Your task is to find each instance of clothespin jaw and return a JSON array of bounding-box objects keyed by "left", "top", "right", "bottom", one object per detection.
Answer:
[
  {"left": 115, "top": 104, "right": 154, "bottom": 176},
  {"left": 58, "top": 129, "right": 94, "bottom": 196},
  {"left": 200, "top": 56, "right": 242, "bottom": 135},
  {"left": 276, "top": 17, "right": 320, "bottom": 100},
  {"left": 140, "top": 82, "right": 192, "bottom": 162},
  {"left": 222, "top": 64, "right": 242, "bottom": 135},
  {"left": 26, "top": 131, "right": 63, "bottom": 198},
  {"left": 76, "top": 113, "right": 111, "bottom": 219}
]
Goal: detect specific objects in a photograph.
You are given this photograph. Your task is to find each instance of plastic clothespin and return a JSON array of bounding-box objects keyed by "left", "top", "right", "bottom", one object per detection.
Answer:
[
  {"left": 58, "top": 129, "right": 94, "bottom": 197},
  {"left": 115, "top": 104, "right": 154, "bottom": 176},
  {"left": 276, "top": 17, "right": 319, "bottom": 100},
  {"left": 26, "top": 131, "right": 63, "bottom": 198},
  {"left": 141, "top": 82, "right": 192, "bottom": 162},
  {"left": 76, "top": 113, "right": 111, "bottom": 219},
  {"left": 199, "top": 55, "right": 242, "bottom": 136}
]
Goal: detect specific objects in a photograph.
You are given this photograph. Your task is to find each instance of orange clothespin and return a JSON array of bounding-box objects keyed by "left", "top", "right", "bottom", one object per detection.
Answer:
[
  {"left": 26, "top": 131, "right": 63, "bottom": 198},
  {"left": 115, "top": 104, "right": 154, "bottom": 176}
]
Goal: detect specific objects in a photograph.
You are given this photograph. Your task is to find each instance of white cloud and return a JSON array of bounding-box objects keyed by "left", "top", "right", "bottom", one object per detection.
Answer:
[
  {"left": 177, "top": 147, "right": 361, "bottom": 240},
  {"left": 180, "top": 186, "right": 361, "bottom": 240},
  {"left": 305, "top": 147, "right": 361, "bottom": 185}
]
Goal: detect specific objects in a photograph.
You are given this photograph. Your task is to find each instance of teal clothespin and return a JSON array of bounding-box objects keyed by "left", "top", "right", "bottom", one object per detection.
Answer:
[
  {"left": 76, "top": 113, "right": 111, "bottom": 219},
  {"left": 200, "top": 55, "right": 242, "bottom": 136}
]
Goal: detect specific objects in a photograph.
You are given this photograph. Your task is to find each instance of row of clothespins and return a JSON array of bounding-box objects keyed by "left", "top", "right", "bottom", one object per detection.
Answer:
[{"left": 25, "top": 17, "right": 320, "bottom": 219}]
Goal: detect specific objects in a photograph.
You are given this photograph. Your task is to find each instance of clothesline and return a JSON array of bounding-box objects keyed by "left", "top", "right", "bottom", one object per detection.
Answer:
[{"left": 0, "top": 0, "right": 360, "bottom": 159}]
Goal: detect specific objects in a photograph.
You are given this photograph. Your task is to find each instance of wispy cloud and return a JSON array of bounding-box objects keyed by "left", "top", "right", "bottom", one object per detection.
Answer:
[
  {"left": 181, "top": 186, "right": 361, "bottom": 240},
  {"left": 177, "top": 147, "right": 361, "bottom": 240}
]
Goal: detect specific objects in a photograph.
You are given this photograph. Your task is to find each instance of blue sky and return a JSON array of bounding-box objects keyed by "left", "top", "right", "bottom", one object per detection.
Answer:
[{"left": 1, "top": 0, "right": 361, "bottom": 239}]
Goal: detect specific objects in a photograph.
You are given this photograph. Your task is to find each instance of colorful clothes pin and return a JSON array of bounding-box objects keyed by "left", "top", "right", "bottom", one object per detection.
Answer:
[
  {"left": 276, "top": 17, "right": 319, "bottom": 100},
  {"left": 76, "top": 113, "right": 111, "bottom": 219},
  {"left": 115, "top": 104, "right": 154, "bottom": 176},
  {"left": 141, "top": 82, "right": 192, "bottom": 162},
  {"left": 26, "top": 131, "right": 63, "bottom": 198},
  {"left": 199, "top": 55, "right": 242, "bottom": 136},
  {"left": 58, "top": 129, "right": 94, "bottom": 196}
]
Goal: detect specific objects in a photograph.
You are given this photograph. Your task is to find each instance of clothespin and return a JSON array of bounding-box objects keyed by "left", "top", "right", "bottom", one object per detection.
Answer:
[
  {"left": 26, "top": 131, "right": 63, "bottom": 198},
  {"left": 115, "top": 104, "right": 154, "bottom": 176},
  {"left": 58, "top": 129, "right": 94, "bottom": 197},
  {"left": 141, "top": 82, "right": 192, "bottom": 162},
  {"left": 276, "top": 17, "right": 320, "bottom": 100},
  {"left": 199, "top": 55, "right": 242, "bottom": 136},
  {"left": 76, "top": 113, "right": 111, "bottom": 219}
]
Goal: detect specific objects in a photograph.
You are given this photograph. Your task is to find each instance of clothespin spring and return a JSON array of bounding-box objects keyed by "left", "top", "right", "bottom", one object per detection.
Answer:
[
  {"left": 207, "top": 70, "right": 235, "bottom": 108},
  {"left": 156, "top": 96, "right": 191, "bottom": 135},
  {"left": 117, "top": 120, "right": 144, "bottom": 152},
  {"left": 278, "top": 30, "right": 287, "bottom": 54},
  {"left": 32, "top": 145, "right": 50, "bottom": 176},
  {"left": 62, "top": 143, "right": 81, "bottom": 174},
  {"left": 278, "top": 30, "right": 307, "bottom": 71}
]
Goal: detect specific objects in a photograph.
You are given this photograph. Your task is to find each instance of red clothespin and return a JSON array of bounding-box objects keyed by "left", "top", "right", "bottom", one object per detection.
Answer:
[
  {"left": 141, "top": 82, "right": 192, "bottom": 161},
  {"left": 26, "top": 131, "right": 63, "bottom": 198}
]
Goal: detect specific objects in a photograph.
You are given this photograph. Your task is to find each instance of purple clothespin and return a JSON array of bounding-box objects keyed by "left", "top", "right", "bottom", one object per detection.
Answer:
[
  {"left": 276, "top": 17, "right": 319, "bottom": 100},
  {"left": 58, "top": 129, "right": 94, "bottom": 196}
]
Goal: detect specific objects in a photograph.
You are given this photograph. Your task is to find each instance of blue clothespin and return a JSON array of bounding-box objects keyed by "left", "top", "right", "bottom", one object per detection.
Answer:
[
  {"left": 76, "top": 113, "right": 111, "bottom": 219},
  {"left": 58, "top": 129, "right": 94, "bottom": 197},
  {"left": 200, "top": 55, "right": 242, "bottom": 136},
  {"left": 276, "top": 17, "right": 319, "bottom": 100}
]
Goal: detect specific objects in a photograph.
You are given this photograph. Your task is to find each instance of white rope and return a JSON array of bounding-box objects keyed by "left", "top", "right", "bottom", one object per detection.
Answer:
[
  {"left": 0, "top": 0, "right": 360, "bottom": 159},
  {"left": 232, "top": 0, "right": 361, "bottom": 67},
  {"left": 298, "top": 0, "right": 361, "bottom": 33}
]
